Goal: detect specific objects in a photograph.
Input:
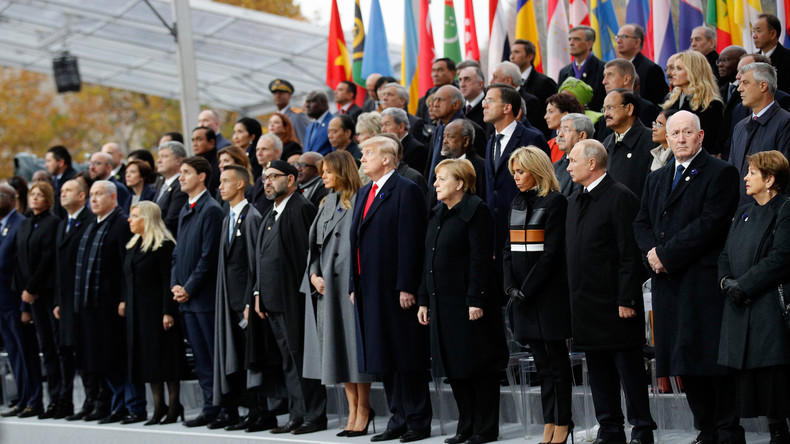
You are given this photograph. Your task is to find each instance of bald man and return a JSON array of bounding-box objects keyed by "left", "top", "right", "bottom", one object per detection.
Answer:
[
  {"left": 89, "top": 152, "right": 130, "bottom": 207},
  {"left": 198, "top": 110, "right": 232, "bottom": 150},
  {"left": 101, "top": 143, "right": 126, "bottom": 186}
]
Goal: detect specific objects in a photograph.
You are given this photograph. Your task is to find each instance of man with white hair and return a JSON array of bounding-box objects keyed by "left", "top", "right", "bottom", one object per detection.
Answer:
[
  {"left": 198, "top": 109, "right": 231, "bottom": 149},
  {"left": 379, "top": 82, "right": 428, "bottom": 144},
  {"left": 555, "top": 113, "right": 593, "bottom": 196},
  {"left": 490, "top": 61, "right": 550, "bottom": 138},
  {"left": 381, "top": 107, "right": 428, "bottom": 173},
  {"left": 457, "top": 65, "right": 487, "bottom": 130}
]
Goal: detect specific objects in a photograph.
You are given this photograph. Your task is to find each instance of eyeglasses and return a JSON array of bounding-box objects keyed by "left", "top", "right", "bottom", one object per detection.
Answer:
[
  {"left": 601, "top": 104, "right": 627, "bottom": 113},
  {"left": 263, "top": 173, "right": 287, "bottom": 182},
  {"left": 652, "top": 121, "right": 665, "bottom": 129},
  {"left": 293, "top": 162, "right": 316, "bottom": 169},
  {"left": 482, "top": 98, "right": 501, "bottom": 105},
  {"left": 615, "top": 34, "right": 636, "bottom": 41},
  {"left": 557, "top": 127, "right": 576, "bottom": 134}
]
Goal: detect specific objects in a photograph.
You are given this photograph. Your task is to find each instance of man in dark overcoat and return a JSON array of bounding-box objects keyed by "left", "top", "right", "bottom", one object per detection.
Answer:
[
  {"left": 155, "top": 141, "right": 189, "bottom": 237},
  {"left": 633, "top": 111, "right": 744, "bottom": 444},
  {"left": 565, "top": 140, "right": 656, "bottom": 444},
  {"left": 601, "top": 89, "right": 653, "bottom": 199},
  {"left": 350, "top": 136, "right": 431, "bottom": 442}
]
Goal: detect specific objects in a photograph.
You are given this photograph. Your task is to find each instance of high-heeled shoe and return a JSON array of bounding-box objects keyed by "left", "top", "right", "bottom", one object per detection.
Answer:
[
  {"left": 337, "top": 429, "right": 352, "bottom": 437},
  {"left": 346, "top": 408, "right": 376, "bottom": 437},
  {"left": 145, "top": 404, "right": 168, "bottom": 426},
  {"left": 160, "top": 403, "right": 184, "bottom": 425},
  {"left": 551, "top": 421, "right": 574, "bottom": 444}
]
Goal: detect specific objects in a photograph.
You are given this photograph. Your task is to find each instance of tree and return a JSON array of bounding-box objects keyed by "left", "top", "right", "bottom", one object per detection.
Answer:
[{"left": 213, "top": 0, "right": 304, "bottom": 19}]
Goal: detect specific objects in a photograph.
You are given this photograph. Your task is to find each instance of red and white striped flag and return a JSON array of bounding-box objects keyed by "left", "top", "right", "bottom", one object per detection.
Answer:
[
  {"left": 569, "top": 0, "right": 590, "bottom": 27},
  {"left": 547, "top": 0, "right": 571, "bottom": 80}
]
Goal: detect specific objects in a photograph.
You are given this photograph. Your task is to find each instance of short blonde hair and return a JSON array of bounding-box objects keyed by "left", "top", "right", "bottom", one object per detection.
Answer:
[
  {"left": 356, "top": 111, "right": 381, "bottom": 137},
  {"left": 507, "top": 146, "right": 560, "bottom": 196},
  {"left": 126, "top": 201, "right": 176, "bottom": 252},
  {"left": 360, "top": 136, "right": 398, "bottom": 163},
  {"left": 435, "top": 159, "right": 477, "bottom": 195}
]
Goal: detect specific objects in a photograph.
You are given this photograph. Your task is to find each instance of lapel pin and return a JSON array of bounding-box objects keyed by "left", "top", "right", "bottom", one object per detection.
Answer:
[
  {"left": 685, "top": 176, "right": 690, "bottom": 182},
  {"left": 2, "top": 227, "right": 7, "bottom": 236},
  {"left": 627, "top": 153, "right": 632, "bottom": 158}
]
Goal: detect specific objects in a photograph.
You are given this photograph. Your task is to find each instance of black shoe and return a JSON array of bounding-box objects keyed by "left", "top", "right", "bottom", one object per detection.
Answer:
[
  {"left": 347, "top": 408, "right": 377, "bottom": 437},
  {"left": 144, "top": 404, "right": 168, "bottom": 426},
  {"left": 270, "top": 419, "right": 304, "bottom": 434},
  {"left": 17, "top": 405, "right": 44, "bottom": 418},
  {"left": 66, "top": 407, "right": 89, "bottom": 421},
  {"left": 84, "top": 408, "right": 110, "bottom": 422},
  {"left": 225, "top": 416, "right": 252, "bottom": 431},
  {"left": 120, "top": 412, "right": 148, "bottom": 424},
  {"left": 592, "top": 439, "right": 627, "bottom": 444},
  {"left": 446, "top": 435, "right": 471, "bottom": 444},
  {"left": 183, "top": 412, "right": 215, "bottom": 427},
  {"left": 689, "top": 440, "right": 716, "bottom": 444},
  {"left": 400, "top": 429, "right": 431, "bottom": 443},
  {"left": 769, "top": 422, "right": 790, "bottom": 444},
  {"left": 38, "top": 402, "right": 57, "bottom": 419},
  {"left": 338, "top": 430, "right": 353, "bottom": 437},
  {"left": 160, "top": 403, "right": 184, "bottom": 424},
  {"left": 465, "top": 436, "right": 497, "bottom": 444},
  {"left": 292, "top": 421, "right": 327, "bottom": 435},
  {"left": 245, "top": 416, "right": 278, "bottom": 433},
  {"left": 54, "top": 401, "right": 74, "bottom": 420},
  {"left": 371, "top": 428, "right": 407, "bottom": 442},
  {"left": 0, "top": 406, "right": 21, "bottom": 417},
  {"left": 98, "top": 410, "right": 126, "bottom": 424},
  {"left": 629, "top": 440, "right": 653, "bottom": 444},
  {"left": 207, "top": 411, "right": 239, "bottom": 429}
]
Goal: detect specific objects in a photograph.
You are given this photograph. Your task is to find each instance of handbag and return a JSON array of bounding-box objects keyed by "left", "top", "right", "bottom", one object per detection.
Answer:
[{"left": 777, "top": 284, "right": 790, "bottom": 331}]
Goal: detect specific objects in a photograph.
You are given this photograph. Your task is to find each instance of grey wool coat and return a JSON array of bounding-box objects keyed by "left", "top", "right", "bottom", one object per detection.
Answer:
[{"left": 302, "top": 192, "right": 375, "bottom": 384}]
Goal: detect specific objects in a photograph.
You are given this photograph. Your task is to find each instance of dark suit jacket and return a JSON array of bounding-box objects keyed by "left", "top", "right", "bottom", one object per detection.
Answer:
[
  {"left": 171, "top": 191, "right": 224, "bottom": 313},
  {"left": 54, "top": 206, "right": 91, "bottom": 346},
  {"left": 215, "top": 132, "right": 232, "bottom": 150},
  {"left": 109, "top": 176, "right": 130, "bottom": 210},
  {"left": 199, "top": 148, "right": 221, "bottom": 195},
  {"left": 342, "top": 103, "right": 363, "bottom": 122},
  {"left": 250, "top": 177, "right": 274, "bottom": 216},
  {"left": 633, "top": 149, "right": 739, "bottom": 376},
  {"left": 602, "top": 119, "right": 654, "bottom": 199},
  {"left": 397, "top": 162, "right": 428, "bottom": 194},
  {"left": 15, "top": 211, "right": 59, "bottom": 301},
  {"left": 769, "top": 43, "right": 790, "bottom": 94},
  {"left": 156, "top": 177, "right": 188, "bottom": 237},
  {"left": 407, "top": 112, "right": 428, "bottom": 145},
  {"left": 299, "top": 176, "right": 329, "bottom": 209},
  {"left": 727, "top": 90, "right": 790, "bottom": 158},
  {"left": 553, "top": 154, "right": 580, "bottom": 197},
  {"left": 632, "top": 52, "right": 669, "bottom": 106},
  {"left": 519, "top": 88, "right": 551, "bottom": 139},
  {"left": 401, "top": 134, "right": 428, "bottom": 175},
  {"left": 0, "top": 210, "right": 24, "bottom": 311},
  {"left": 558, "top": 54, "right": 607, "bottom": 111},
  {"left": 522, "top": 69, "right": 558, "bottom": 109},
  {"left": 721, "top": 83, "right": 742, "bottom": 159},
  {"left": 220, "top": 203, "right": 258, "bottom": 313},
  {"left": 464, "top": 100, "right": 486, "bottom": 132},
  {"left": 304, "top": 112, "right": 335, "bottom": 156},
  {"left": 122, "top": 184, "right": 156, "bottom": 215},
  {"left": 112, "top": 164, "right": 127, "bottom": 187},
  {"left": 54, "top": 166, "right": 77, "bottom": 219}
]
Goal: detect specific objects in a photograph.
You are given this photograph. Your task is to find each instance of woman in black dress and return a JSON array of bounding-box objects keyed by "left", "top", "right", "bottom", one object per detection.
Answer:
[
  {"left": 121, "top": 201, "right": 185, "bottom": 425},
  {"left": 418, "top": 158, "right": 507, "bottom": 444},
  {"left": 718, "top": 150, "right": 790, "bottom": 442},
  {"left": 502, "top": 146, "right": 573, "bottom": 444}
]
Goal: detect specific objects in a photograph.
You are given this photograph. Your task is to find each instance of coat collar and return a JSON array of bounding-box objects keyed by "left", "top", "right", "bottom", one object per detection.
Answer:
[
  {"left": 430, "top": 193, "right": 482, "bottom": 222},
  {"left": 359, "top": 170, "right": 399, "bottom": 227}
]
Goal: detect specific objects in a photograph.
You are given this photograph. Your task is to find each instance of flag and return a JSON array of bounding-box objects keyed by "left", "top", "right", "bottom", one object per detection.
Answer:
[
  {"left": 546, "top": 0, "right": 570, "bottom": 80},
  {"left": 402, "top": 0, "right": 420, "bottom": 114},
  {"left": 626, "top": 0, "right": 653, "bottom": 59},
  {"left": 516, "top": 0, "right": 543, "bottom": 73},
  {"left": 418, "top": 0, "right": 435, "bottom": 96},
  {"left": 569, "top": 0, "right": 590, "bottom": 27},
  {"left": 361, "top": 0, "right": 394, "bottom": 79},
  {"left": 735, "top": 0, "right": 761, "bottom": 52},
  {"left": 443, "top": 0, "right": 462, "bottom": 63},
  {"left": 779, "top": 0, "right": 790, "bottom": 46},
  {"left": 679, "top": 0, "right": 705, "bottom": 51},
  {"left": 464, "top": 0, "right": 480, "bottom": 61},
  {"left": 590, "top": 0, "right": 619, "bottom": 61},
  {"left": 326, "top": 0, "right": 352, "bottom": 90},
  {"left": 706, "top": 0, "right": 733, "bottom": 51},
  {"left": 488, "top": 0, "right": 517, "bottom": 81},
  {"left": 653, "top": 0, "right": 677, "bottom": 67},
  {"left": 352, "top": 0, "right": 365, "bottom": 86}
]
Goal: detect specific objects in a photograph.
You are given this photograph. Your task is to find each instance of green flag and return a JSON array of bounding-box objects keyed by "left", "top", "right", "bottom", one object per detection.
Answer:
[
  {"left": 352, "top": 0, "right": 366, "bottom": 86},
  {"left": 443, "top": 0, "right": 462, "bottom": 63}
]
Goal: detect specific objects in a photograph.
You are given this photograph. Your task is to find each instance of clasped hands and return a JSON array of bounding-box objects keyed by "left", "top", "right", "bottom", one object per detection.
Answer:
[
  {"left": 647, "top": 248, "right": 667, "bottom": 274},
  {"left": 721, "top": 277, "right": 750, "bottom": 306},
  {"left": 171, "top": 285, "right": 190, "bottom": 303}
]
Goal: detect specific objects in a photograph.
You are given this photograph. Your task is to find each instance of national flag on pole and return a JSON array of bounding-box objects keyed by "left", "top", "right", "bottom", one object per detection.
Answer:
[
  {"left": 546, "top": 0, "right": 570, "bottom": 81},
  {"left": 626, "top": 0, "right": 653, "bottom": 59},
  {"left": 403, "top": 0, "right": 420, "bottom": 114},
  {"left": 464, "top": 0, "right": 480, "bottom": 61},
  {"left": 361, "top": 0, "right": 394, "bottom": 79},
  {"left": 706, "top": 0, "right": 733, "bottom": 51},
  {"left": 418, "top": 0, "right": 435, "bottom": 96},
  {"left": 352, "top": 0, "right": 365, "bottom": 86},
  {"left": 679, "top": 0, "right": 705, "bottom": 51},
  {"left": 326, "top": 0, "right": 352, "bottom": 90},
  {"left": 515, "top": 0, "right": 543, "bottom": 73},
  {"left": 653, "top": 0, "right": 677, "bottom": 67},
  {"left": 443, "top": 0, "right": 462, "bottom": 63},
  {"left": 779, "top": 0, "right": 790, "bottom": 46},
  {"left": 735, "top": 0, "right": 761, "bottom": 52},
  {"left": 488, "top": 0, "right": 517, "bottom": 82},
  {"left": 569, "top": 0, "right": 590, "bottom": 27},
  {"left": 590, "top": 0, "right": 619, "bottom": 61}
]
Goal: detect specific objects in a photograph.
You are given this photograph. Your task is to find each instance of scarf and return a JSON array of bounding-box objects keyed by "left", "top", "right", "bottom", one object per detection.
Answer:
[{"left": 73, "top": 208, "right": 116, "bottom": 312}]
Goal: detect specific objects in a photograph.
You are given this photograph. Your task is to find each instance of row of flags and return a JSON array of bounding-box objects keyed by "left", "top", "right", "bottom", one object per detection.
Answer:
[{"left": 327, "top": 0, "right": 790, "bottom": 107}]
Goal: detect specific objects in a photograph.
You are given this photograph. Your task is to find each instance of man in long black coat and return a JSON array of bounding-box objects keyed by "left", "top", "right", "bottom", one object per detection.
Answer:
[
  {"left": 252, "top": 160, "right": 324, "bottom": 434},
  {"left": 350, "top": 137, "right": 431, "bottom": 442},
  {"left": 565, "top": 140, "right": 656, "bottom": 444},
  {"left": 633, "top": 111, "right": 744, "bottom": 444}
]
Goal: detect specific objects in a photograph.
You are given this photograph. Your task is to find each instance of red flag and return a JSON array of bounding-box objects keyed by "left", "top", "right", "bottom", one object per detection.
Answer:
[
  {"left": 326, "top": 0, "right": 352, "bottom": 90},
  {"left": 418, "top": 0, "right": 435, "bottom": 96},
  {"left": 464, "top": 0, "right": 480, "bottom": 61}
]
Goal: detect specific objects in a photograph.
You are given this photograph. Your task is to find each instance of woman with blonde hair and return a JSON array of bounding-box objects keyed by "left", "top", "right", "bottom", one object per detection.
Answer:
[
  {"left": 355, "top": 111, "right": 381, "bottom": 143},
  {"left": 121, "top": 201, "right": 185, "bottom": 425},
  {"left": 503, "top": 146, "right": 573, "bottom": 444},
  {"left": 662, "top": 50, "right": 724, "bottom": 154},
  {"left": 301, "top": 150, "right": 375, "bottom": 436}
]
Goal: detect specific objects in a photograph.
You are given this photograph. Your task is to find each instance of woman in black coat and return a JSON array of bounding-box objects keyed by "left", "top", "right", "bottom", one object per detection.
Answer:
[
  {"left": 121, "top": 201, "right": 185, "bottom": 425},
  {"left": 15, "top": 182, "right": 62, "bottom": 418},
  {"left": 718, "top": 150, "right": 790, "bottom": 440},
  {"left": 502, "top": 147, "right": 573, "bottom": 444},
  {"left": 418, "top": 159, "right": 507, "bottom": 444}
]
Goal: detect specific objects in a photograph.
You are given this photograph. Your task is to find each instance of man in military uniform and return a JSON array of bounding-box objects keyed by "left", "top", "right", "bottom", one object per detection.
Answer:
[{"left": 270, "top": 79, "right": 311, "bottom": 146}]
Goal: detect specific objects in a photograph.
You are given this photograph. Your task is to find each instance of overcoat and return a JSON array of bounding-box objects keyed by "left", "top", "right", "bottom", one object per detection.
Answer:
[
  {"left": 350, "top": 171, "right": 429, "bottom": 373},
  {"left": 54, "top": 207, "right": 91, "bottom": 346},
  {"left": 565, "top": 175, "right": 646, "bottom": 351},
  {"left": 155, "top": 178, "right": 188, "bottom": 237},
  {"left": 0, "top": 210, "right": 24, "bottom": 311},
  {"left": 15, "top": 211, "right": 59, "bottom": 302},
  {"left": 418, "top": 194, "right": 507, "bottom": 379},
  {"left": 718, "top": 195, "right": 790, "bottom": 370},
  {"left": 602, "top": 119, "right": 653, "bottom": 199},
  {"left": 664, "top": 97, "right": 725, "bottom": 156},
  {"left": 633, "top": 150, "right": 740, "bottom": 376},
  {"left": 503, "top": 190, "right": 571, "bottom": 343}
]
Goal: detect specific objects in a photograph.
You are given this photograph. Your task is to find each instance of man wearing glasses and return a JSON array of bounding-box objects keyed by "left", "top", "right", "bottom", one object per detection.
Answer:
[
  {"left": 615, "top": 24, "right": 668, "bottom": 107},
  {"left": 295, "top": 152, "right": 328, "bottom": 208}
]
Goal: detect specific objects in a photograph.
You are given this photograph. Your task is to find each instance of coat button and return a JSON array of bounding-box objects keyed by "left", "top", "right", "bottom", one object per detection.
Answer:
[
  {"left": 432, "top": 248, "right": 435, "bottom": 251},
  {"left": 335, "top": 232, "right": 340, "bottom": 237},
  {"left": 333, "top": 273, "right": 339, "bottom": 277},
  {"left": 494, "top": 208, "right": 499, "bottom": 213},
  {"left": 659, "top": 232, "right": 665, "bottom": 238},
  {"left": 334, "top": 253, "right": 339, "bottom": 257},
  {"left": 493, "top": 190, "right": 498, "bottom": 196},
  {"left": 430, "top": 270, "right": 433, "bottom": 274},
  {"left": 661, "top": 211, "right": 667, "bottom": 217}
]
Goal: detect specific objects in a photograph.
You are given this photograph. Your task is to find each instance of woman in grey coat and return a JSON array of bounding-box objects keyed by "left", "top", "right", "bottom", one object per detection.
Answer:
[
  {"left": 718, "top": 150, "right": 790, "bottom": 442},
  {"left": 301, "top": 150, "right": 376, "bottom": 436}
]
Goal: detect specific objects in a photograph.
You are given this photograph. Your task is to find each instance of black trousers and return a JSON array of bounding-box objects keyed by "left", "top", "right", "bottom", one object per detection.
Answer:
[
  {"left": 682, "top": 374, "right": 744, "bottom": 443},
  {"left": 449, "top": 372, "right": 500, "bottom": 439},
  {"left": 585, "top": 347, "right": 656, "bottom": 442},
  {"left": 269, "top": 313, "right": 326, "bottom": 423},
  {"left": 382, "top": 371, "right": 432, "bottom": 432},
  {"left": 221, "top": 315, "right": 272, "bottom": 420},
  {"left": 30, "top": 298, "right": 67, "bottom": 404},
  {"left": 82, "top": 371, "right": 111, "bottom": 414},
  {"left": 529, "top": 340, "right": 572, "bottom": 425}
]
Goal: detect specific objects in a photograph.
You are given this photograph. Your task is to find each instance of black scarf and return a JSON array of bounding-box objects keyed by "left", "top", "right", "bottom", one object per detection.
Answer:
[{"left": 74, "top": 208, "right": 117, "bottom": 312}]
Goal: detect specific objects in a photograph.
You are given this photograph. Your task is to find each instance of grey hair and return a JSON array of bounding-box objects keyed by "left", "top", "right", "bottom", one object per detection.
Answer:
[
  {"left": 561, "top": 113, "right": 595, "bottom": 138},
  {"left": 630, "top": 24, "right": 645, "bottom": 47},
  {"left": 381, "top": 107, "right": 410, "bottom": 130},
  {"left": 604, "top": 59, "right": 637, "bottom": 89},
  {"left": 496, "top": 61, "right": 523, "bottom": 87},
  {"left": 740, "top": 62, "right": 778, "bottom": 95},
  {"left": 92, "top": 179, "right": 117, "bottom": 196},
  {"left": 459, "top": 65, "right": 485, "bottom": 83},
  {"left": 260, "top": 133, "right": 283, "bottom": 154},
  {"left": 158, "top": 141, "right": 187, "bottom": 159},
  {"left": 456, "top": 60, "right": 481, "bottom": 70},
  {"left": 356, "top": 111, "right": 382, "bottom": 136},
  {"left": 571, "top": 25, "right": 596, "bottom": 42},
  {"left": 576, "top": 139, "right": 608, "bottom": 169},
  {"left": 693, "top": 25, "right": 716, "bottom": 42},
  {"left": 439, "top": 85, "right": 464, "bottom": 107},
  {"left": 384, "top": 82, "right": 410, "bottom": 106},
  {"left": 457, "top": 119, "right": 475, "bottom": 144}
]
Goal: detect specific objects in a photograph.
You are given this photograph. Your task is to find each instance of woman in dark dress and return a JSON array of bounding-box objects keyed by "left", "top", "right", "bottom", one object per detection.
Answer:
[
  {"left": 232, "top": 117, "right": 263, "bottom": 179},
  {"left": 718, "top": 150, "right": 790, "bottom": 442},
  {"left": 418, "top": 158, "right": 507, "bottom": 444},
  {"left": 120, "top": 201, "right": 185, "bottom": 425},
  {"left": 502, "top": 146, "right": 573, "bottom": 444},
  {"left": 268, "top": 112, "right": 303, "bottom": 161}
]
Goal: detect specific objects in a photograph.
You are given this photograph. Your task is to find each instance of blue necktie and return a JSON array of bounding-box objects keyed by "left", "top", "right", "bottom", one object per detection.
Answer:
[
  {"left": 228, "top": 210, "right": 235, "bottom": 244},
  {"left": 494, "top": 134, "right": 505, "bottom": 166},
  {"left": 671, "top": 165, "right": 685, "bottom": 191},
  {"left": 67, "top": 217, "right": 74, "bottom": 233}
]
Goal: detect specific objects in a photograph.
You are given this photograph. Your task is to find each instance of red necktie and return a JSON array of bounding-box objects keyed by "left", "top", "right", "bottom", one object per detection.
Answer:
[
  {"left": 190, "top": 202, "right": 196, "bottom": 209},
  {"left": 358, "top": 183, "right": 379, "bottom": 274}
]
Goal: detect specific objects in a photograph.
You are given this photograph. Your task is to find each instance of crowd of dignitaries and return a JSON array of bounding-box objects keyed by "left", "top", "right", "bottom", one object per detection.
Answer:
[{"left": 4, "top": 13, "right": 790, "bottom": 444}]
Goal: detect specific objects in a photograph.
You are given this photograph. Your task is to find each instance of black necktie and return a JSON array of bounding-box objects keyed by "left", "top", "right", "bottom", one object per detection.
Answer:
[
  {"left": 671, "top": 165, "right": 685, "bottom": 191},
  {"left": 494, "top": 134, "right": 505, "bottom": 166},
  {"left": 465, "top": 104, "right": 472, "bottom": 115},
  {"left": 267, "top": 210, "right": 278, "bottom": 230}
]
